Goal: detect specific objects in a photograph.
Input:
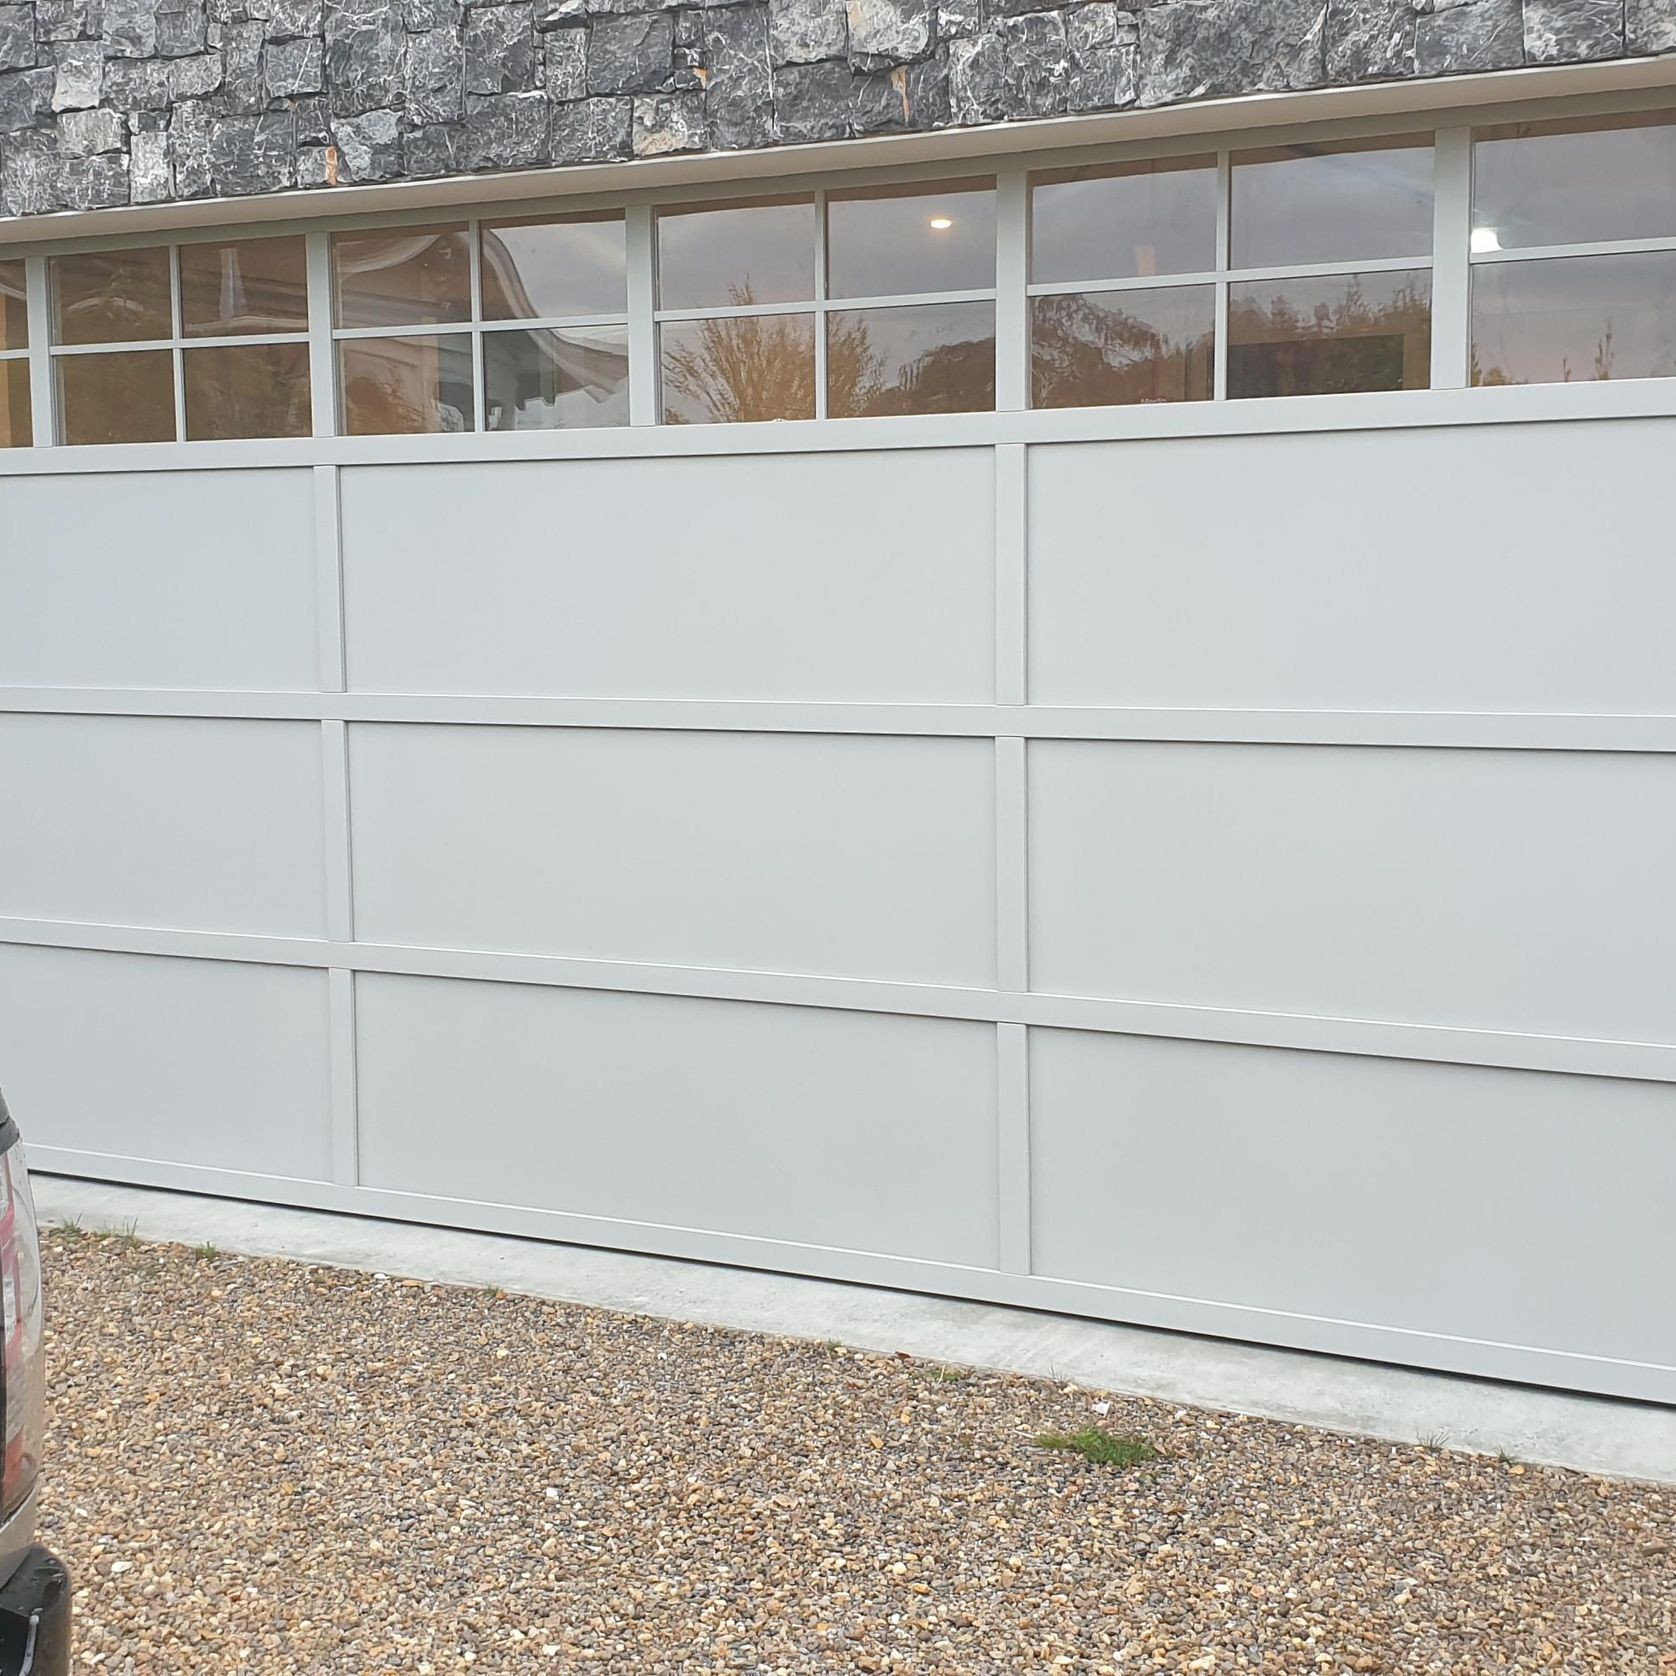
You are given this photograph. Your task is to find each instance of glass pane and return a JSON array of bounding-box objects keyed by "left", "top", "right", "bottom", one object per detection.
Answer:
[
  {"left": 1, "top": 259, "right": 26, "bottom": 351},
  {"left": 52, "top": 248, "right": 172, "bottom": 345},
  {"left": 1228, "top": 270, "right": 1431, "bottom": 398},
  {"left": 340, "top": 334, "right": 475, "bottom": 434},
  {"left": 1474, "top": 113, "right": 1676, "bottom": 251},
  {"left": 184, "top": 343, "right": 311, "bottom": 440},
  {"left": 58, "top": 350, "right": 175, "bottom": 443},
  {"left": 827, "top": 301, "right": 995, "bottom": 418},
  {"left": 1472, "top": 251, "right": 1676, "bottom": 386},
  {"left": 1031, "top": 157, "right": 1218, "bottom": 284},
  {"left": 828, "top": 181, "right": 997, "bottom": 299},
  {"left": 656, "top": 198, "right": 815, "bottom": 311},
  {"left": 332, "top": 226, "right": 471, "bottom": 329},
  {"left": 660, "top": 314, "right": 815, "bottom": 424},
  {"left": 180, "top": 237, "right": 309, "bottom": 338},
  {"left": 0, "top": 362, "right": 29, "bottom": 447},
  {"left": 1032, "top": 286, "right": 1214, "bottom": 408},
  {"left": 485, "top": 325, "right": 630, "bottom": 430},
  {"left": 482, "top": 216, "right": 627, "bottom": 321},
  {"left": 1231, "top": 138, "right": 1434, "bottom": 268}
]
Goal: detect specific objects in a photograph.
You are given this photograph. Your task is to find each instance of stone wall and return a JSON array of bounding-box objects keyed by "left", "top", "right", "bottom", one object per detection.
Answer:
[{"left": 0, "top": 0, "right": 1673, "bottom": 219}]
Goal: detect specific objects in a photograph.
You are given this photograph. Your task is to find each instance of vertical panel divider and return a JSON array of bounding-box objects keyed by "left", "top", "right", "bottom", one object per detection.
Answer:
[
  {"left": 23, "top": 256, "right": 53, "bottom": 446},
  {"left": 467, "top": 218, "right": 487, "bottom": 430},
  {"left": 995, "top": 168, "right": 1029, "bottom": 413},
  {"left": 626, "top": 204, "right": 657, "bottom": 426},
  {"left": 169, "top": 245, "right": 186, "bottom": 442},
  {"left": 994, "top": 432, "right": 1031, "bottom": 1275},
  {"left": 1431, "top": 128, "right": 1473, "bottom": 391},
  {"left": 813, "top": 188, "right": 829, "bottom": 420}
]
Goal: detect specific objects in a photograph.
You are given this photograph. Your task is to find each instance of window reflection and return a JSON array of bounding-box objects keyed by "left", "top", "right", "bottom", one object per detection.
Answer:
[
  {"left": 485, "top": 325, "right": 630, "bottom": 429},
  {"left": 826, "top": 301, "right": 995, "bottom": 417},
  {"left": 1032, "top": 287, "right": 1214, "bottom": 407},
  {"left": 180, "top": 237, "right": 309, "bottom": 337},
  {"left": 1, "top": 259, "right": 25, "bottom": 351},
  {"left": 52, "top": 248, "right": 172, "bottom": 345},
  {"left": 660, "top": 314, "right": 815, "bottom": 424},
  {"left": 1232, "top": 139, "right": 1433, "bottom": 268},
  {"left": 827, "top": 181, "right": 996, "bottom": 299},
  {"left": 1031, "top": 157, "right": 1218, "bottom": 285},
  {"left": 1472, "top": 251, "right": 1676, "bottom": 385},
  {"left": 657, "top": 198, "right": 816, "bottom": 311},
  {"left": 482, "top": 216, "right": 628, "bottom": 321},
  {"left": 340, "top": 334, "right": 475, "bottom": 434},
  {"left": 59, "top": 349, "right": 175, "bottom": 443},
  {"left": 332, "top": 226, "right": 471, "bottom": 329},
  {"left": 184, "top": 343, "right": 312, "bottom": 439},
  {"left": 1474, "top": 113, "right": 1676, "bottom": 250},
  {"left": 1228, "top": 271, "right": 1431, "bottom": 397},
  {"left": 0, "top": 363, "right": 29, "bottom": 448}
]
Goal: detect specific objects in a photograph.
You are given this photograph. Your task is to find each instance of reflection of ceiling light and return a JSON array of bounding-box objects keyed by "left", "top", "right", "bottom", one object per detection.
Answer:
[
  {"left": 1471, "top": 226, "right": 1502, "bottom": 253},
  {"left": 929, "top": 216, "right": 953, "bottom": 230}
]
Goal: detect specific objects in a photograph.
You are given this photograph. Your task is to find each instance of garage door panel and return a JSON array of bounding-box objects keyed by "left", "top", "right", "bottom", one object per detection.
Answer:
[
  {"left": 350, "top": 724, "right": 996, "bottom": 985},
  {"left": 1029, "top": 740, "right": 1676, "bottom": 1043},
  {"left": 339, "top": 451, "right": 995, "bottom": 700},
  {"left": 1030, "top": 1028, "right": 1676, "bottom": 1370},
  {"left": 0, "top": 470, "right": 318, "bottom": 692},
  {"left": 0, "top": 946, "right": 332, "bottom": 1181},
  {"left": 356, "top": 974, "right": 999, "bottom": 1267},
  {"left": 1028, "top": 422, "right": 1676, "bottom": 713},
  {"left": 0, "top": 714, "right": 328, "bottom": 937}
]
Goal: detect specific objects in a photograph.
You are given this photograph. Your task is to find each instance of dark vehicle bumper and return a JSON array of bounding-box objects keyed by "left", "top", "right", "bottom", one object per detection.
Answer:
[{"left": 0, "top": 1550, "right": 68, "bottom": 1676}]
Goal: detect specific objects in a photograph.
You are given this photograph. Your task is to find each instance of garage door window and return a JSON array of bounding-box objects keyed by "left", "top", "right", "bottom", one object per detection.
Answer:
[
  {"left": 48, "top": 237, "right": 312, "bottom": 444},
  {"left": 656, "top": 182, "right": 997, "bottom": 424},
  {"left": 1470, "top": 113, "right": 1676, "bottom": 386},
  {"left": 0, "top": 260, "right": 28, "bottom": 448},
  {"left": 333, "top": 215, "right": 629, "bottom": 435}
]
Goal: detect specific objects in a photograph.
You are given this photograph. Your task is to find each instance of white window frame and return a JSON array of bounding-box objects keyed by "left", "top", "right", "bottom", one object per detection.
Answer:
[
  {"left": 4, "top": 87, "right": 1676, "bottom": 455},
  {"left": 44, "top": 236, "right": 314, "bottom": 445},
  {"left": 328, "top": 212, "right": 633, "bottom": 436}
]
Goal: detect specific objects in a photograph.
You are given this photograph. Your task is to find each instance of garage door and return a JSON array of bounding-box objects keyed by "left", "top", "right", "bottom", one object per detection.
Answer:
[{"left": 3, "top": 118, "right": 1673, "bottom": 1404}]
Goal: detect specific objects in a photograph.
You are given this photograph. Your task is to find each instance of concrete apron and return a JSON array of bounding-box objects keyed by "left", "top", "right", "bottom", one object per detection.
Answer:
[{"left": 33, "top": 1175, "right": 1676, "bottom": 1486}]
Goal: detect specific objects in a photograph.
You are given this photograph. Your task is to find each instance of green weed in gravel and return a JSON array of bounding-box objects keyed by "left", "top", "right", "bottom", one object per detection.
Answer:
[{"left": 1034, "top": 1426, "right": 1162, "bottom": 1467}]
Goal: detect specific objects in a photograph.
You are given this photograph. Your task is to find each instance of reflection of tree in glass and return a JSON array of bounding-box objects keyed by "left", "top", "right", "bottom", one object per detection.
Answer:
[
  {"left": 1228, "top": 276, "right": 1432, "bottom": 396},
  {"left": 1031, "top": 293, "right": 1212, "bottom": 407},
  {"left": 663, "top": 286, "right": 883, "bottom": 423},
  {"left": 846, "top": 330, "right": 995, "bottom": 418},
  {"left": 1472, "top": 321, "right": 1618, "bottom": 386}
]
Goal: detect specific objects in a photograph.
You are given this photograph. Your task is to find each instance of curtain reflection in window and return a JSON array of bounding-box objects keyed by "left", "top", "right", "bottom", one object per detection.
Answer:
[{"left": 484, "top": 325, "right": 629, "bottom": 430}]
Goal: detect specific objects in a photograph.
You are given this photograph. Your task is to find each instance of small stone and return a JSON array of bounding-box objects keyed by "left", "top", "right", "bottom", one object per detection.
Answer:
[
  {"left": 1627, "top": 0, "right": 1676, "bottom": 53},
  {"left": 1, "top": 130, "right": 64, "bottom": 213},
  {"left": 543, "top": 25, "right": 585, "bottom": 98},
  {"left": 1066, "top": 1, "right": 1136, "bottom": 110},
  {"left": 769, "top": 0, "right": 846, "bottom": 66},
  {"left": 0, "top": 6, "right": 34, "bottom": 73},
  {"left": 1139, "top": 0, "right": 1327, "bottom": 106},
  {"left": 51, "top": 40, "right": 106, "bottom": 109},
  {"left": 102, "top": 50, "right": 169, "bottom": 104},
  {"left": 36, "top": 0, "right": 103, "bottom": 43},
  {"left": 402, "top": 0, "right": 461, "bottom": 28},
  {"left": 631, "top": 87, "right": 706, "bottom": 153},
  {"left": 208, "top": 107, "right": 296, "bottom": 192},
  {"left": 1324, "top": 0, "right": 1416, "bottom": 81},
  {"left": 262, "top": 0, "right": 325, "bottom": 40},
  {"left": 1413, "top": 0, "right": 1524, "bottom": 76},
  {"left": 547, "top": 88, "right": 628, "bottom": 159},
  {"left": 465, "top": 1, "right": 538, "bottom": 93},
  {"left": 129, "top": 125, "right": 173, "bottom": 198},
  {"left": 949, "top": 11, "right": 1067, "bottom": 122},
  {"left": 406, "top": 24, "right": 463, "bottom": 121},
  {"left": 462, "top": 85, "right": 549, "bottom": 165},
  {"left": 57, "top": 102, "right": 126, "bottom": 150},
  {"left": 534, "top": 0, "right": 584, "bottom": 25},
  {"left": 852, "top": 46, "right": 945, "bottom": 130},
  {"left": 1523, "top": 0, "right": 1623, "bottom": 64},
  {"left": 846, "top": 0, "right": 933, "bottom": 70},
  {"left": 155, "top": 0, "right": 209, "bottom": 57},
  {"left": 403, "top": 116, "right": 463, "bottom": 173},
  {"left": 0, "top": 65, "right": 53, "bottom": 131},
  {"left": 60, "top": 149, "right": 129, "bottom": 204},
  {"left": 332, "top": 104, "right": 403, "bottom": 177},
  {"left": 102, "top": 0, "right": 159, "bottom": 57},
  {"left": 296, "top": 139, "right": 336, "bottom": 183},
  {"left": 586, "top": 12, "right": 673, "bottom": 96},
  {"left": 773, "top": 56, "right": 850, "bottom": 141},
  {"left": 324, "top": 0, "right": 405, "bottom": 115},
  {"left": 703, "top": 1, "right": 772, "bottom": 147},
  {"left": 222, "top": 15, "right": 267, "bottom": 111},
  {"left": 266, "top": 33, "right": 325, "bottom": 98},
  {"left": 168, "top": 48, "right": 222, "bottom": 95}
]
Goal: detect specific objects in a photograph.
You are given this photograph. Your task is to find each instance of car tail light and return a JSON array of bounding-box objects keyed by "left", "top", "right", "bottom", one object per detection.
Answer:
[{"left": 0, "top": 1142, "right": 44, "bottom": 1522}]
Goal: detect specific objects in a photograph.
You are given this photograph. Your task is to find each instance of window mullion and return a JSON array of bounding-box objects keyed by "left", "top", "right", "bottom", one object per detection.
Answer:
[
  {"left": 626, "top": 203, "right": 657, "bottom": 427},
  {"left": 468, "top": 217, "right": 486, "bottom": 432},
  {"left": 994, "top": 167, "right": 1028, "bottom": 412},
  {"left": 1213, "top": 150, "right": 1231, "bottom": 401},
  {"left": 169, "top": 245, "right": 186, "bottom": 442},
  {"left": 306, "top": 231, "right": 337, "bottom": 438},
  {"left": 813, "top": 187, "right": 828, "bottom": 421},
  {"left": 24, "top": 256, "right": 54, "bottom": 446},
  {"left": 1431, "top": 127, "right": 1473, "bottom": 391}
]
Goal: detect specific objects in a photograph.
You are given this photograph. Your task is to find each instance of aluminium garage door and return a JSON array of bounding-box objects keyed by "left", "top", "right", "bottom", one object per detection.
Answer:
[{"left": 2, "top": 129, "right": 1674, "bottom": 1406}]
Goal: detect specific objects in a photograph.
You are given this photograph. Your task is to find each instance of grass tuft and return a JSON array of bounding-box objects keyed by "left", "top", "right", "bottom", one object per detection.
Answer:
[
  {"left": 1033, "top": 1427, "right": 1162, "bottom": 1468},
  {"left": 927, "top": 1366, "right": 972, "bottom": 1383},
  {"left": 193, "top": 1243, "right": 220, "bottom": 1261}
]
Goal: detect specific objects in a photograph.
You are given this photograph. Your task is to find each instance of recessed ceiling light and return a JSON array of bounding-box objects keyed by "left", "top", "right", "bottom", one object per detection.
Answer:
[{"left": 929, "top": 216, "right": 953, "bottom": 230}]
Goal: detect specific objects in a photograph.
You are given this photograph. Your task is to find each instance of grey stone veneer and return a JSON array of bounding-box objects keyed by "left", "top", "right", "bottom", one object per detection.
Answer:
[{"left": 1, "top": 0, "right": 1673, "bottom": 219}]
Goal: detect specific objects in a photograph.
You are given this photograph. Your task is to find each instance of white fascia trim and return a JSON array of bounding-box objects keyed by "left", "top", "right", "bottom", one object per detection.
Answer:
[{"left": 4, "top": 54, "right": 1676, "bottom": 247}]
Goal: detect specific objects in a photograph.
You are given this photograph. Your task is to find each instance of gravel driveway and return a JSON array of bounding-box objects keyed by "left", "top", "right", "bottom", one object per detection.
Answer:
[{"left": 39, "top": 1227, "right": 1674, "bottom": 1674}]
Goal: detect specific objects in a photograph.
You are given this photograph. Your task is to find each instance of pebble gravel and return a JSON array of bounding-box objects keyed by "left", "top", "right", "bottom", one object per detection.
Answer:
[{"left": 37, "top": 1227, "right": 1675, "bottom": 1674}]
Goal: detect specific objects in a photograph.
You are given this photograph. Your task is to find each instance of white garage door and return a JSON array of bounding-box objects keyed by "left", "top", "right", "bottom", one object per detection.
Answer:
[{"left": 3, "top": 114, "right": 1674, "bottom": 1404}]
